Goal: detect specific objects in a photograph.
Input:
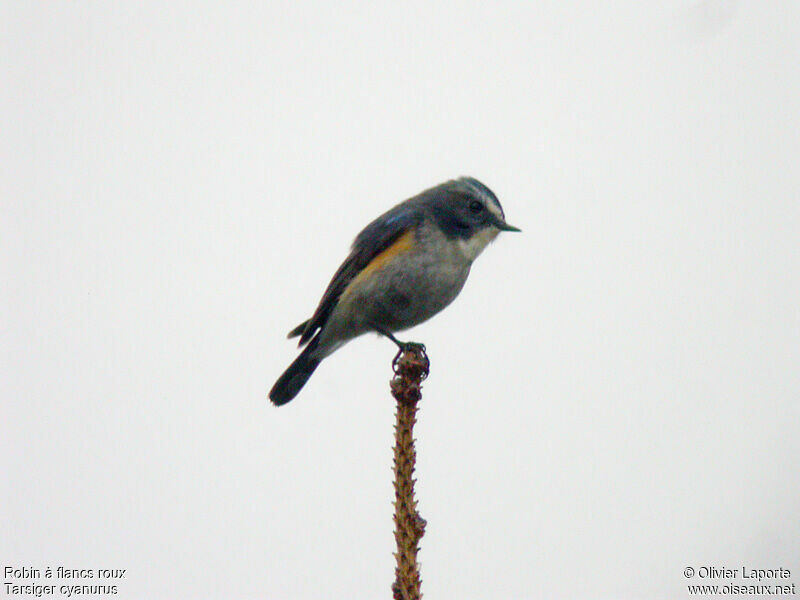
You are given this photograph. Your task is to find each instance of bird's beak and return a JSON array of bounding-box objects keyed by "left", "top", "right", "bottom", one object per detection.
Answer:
[{"left": 491, "top": 215, "right": 521, "bottom": 232}]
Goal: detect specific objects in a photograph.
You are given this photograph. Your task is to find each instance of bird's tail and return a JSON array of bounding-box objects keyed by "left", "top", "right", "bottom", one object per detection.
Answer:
[{"left": 269, "top": 336, "right": 321, "bottom": 406}]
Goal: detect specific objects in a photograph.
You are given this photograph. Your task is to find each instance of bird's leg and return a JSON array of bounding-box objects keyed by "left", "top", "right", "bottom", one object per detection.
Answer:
[
  {"left": 372, "top": 325, "right": 425, "bottom": 352},
  {"left": 371, "top": 324, "right": 426, "bottom": 366}
]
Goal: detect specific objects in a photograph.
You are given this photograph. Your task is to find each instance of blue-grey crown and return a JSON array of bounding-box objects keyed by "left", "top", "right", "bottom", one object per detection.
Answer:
[
  {"left": 415, "top": 176, "right": 505, "bottom": 240},
  {"left": 451, "top": 177, "right": 504, "bottom": 217}
]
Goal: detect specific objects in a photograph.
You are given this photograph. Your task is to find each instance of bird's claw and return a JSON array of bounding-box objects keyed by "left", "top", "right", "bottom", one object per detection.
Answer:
[{"left": 392, "top": 341, "right": 428, "bottom": 373}]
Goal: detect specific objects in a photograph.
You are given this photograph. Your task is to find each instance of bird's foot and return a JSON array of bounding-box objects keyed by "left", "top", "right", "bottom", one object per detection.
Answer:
[
  {"left": 371, "top": 324, "right": 428, "bottom": 373},
  {"left": 392, "top": 341, "right": 428, "bottom": 374}
]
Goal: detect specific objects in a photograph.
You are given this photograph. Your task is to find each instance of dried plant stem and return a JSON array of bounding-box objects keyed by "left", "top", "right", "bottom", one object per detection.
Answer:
[{"left": 390, "top": 344, "right": 429, "bottom": 600}]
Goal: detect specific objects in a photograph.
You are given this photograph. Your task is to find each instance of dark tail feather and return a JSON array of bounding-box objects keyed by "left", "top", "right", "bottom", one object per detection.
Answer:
[
  {"left": 269, "top": 337, "right": 321, "bottom": 406},
  {"left": 287, "top": 319, "right": 310, "bottom": 339}
]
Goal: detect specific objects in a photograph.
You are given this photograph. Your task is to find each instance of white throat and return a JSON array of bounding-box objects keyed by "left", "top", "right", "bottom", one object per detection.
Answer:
[{"left": 456, "top": 227, "right": 499, "bottom": 262}]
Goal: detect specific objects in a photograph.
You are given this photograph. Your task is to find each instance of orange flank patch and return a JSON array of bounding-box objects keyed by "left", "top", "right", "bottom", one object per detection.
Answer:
[{"left": 345, "top": 229, "right": 415, "bottom": 293}]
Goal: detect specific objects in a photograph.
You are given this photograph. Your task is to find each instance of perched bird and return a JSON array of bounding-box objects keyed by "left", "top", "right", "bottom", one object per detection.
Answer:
[{"left": 269, "top": 177, "right": 519, "bottom": 405}]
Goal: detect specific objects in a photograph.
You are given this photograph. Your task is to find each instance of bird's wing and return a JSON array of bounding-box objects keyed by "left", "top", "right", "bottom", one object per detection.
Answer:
[{"left": 293, "top": 202, "right": 423, "bottom": 346}]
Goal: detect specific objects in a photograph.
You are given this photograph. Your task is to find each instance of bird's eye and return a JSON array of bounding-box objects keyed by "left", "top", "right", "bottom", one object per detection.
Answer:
[{"left": 469, "top": 200, "right": 483, "bottom": 213}]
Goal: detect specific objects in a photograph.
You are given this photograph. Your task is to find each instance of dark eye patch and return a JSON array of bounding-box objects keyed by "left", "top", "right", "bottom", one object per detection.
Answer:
[
  {"left": 430, "top": 202, "right": 474, "bottom": 239},
  {"left": 469, "top": 200, "right": 483, "bottom": 213}
]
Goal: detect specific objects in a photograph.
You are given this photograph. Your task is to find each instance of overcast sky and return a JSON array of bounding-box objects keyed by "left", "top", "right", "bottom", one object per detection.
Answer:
[{"left": 2, "top": 2, "right": 799, "bottom": 599}]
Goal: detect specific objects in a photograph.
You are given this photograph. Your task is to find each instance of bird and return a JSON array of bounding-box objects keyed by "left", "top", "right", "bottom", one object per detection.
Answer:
[{"left": 269, "top": 177, "right": 520, "bottom": 405}]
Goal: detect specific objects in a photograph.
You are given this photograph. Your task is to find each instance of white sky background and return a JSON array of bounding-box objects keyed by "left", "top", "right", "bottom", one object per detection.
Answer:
[{"left": 2, "top": 1, "right": 799, "bottom": 598}]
